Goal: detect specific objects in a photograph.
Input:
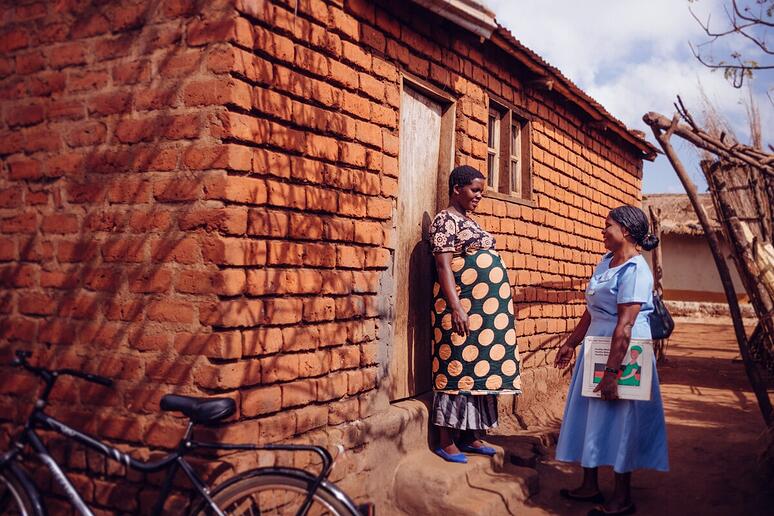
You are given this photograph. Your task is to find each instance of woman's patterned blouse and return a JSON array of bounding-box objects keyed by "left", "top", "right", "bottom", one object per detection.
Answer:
[{"left": 428, "top": 209, "right": 496, "bottom": 255}]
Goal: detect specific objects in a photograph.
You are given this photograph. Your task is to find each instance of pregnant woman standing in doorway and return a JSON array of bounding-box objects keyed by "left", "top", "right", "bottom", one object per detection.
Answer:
[{"left": 428, "top": 165, "right": 523, "bottom": 464}]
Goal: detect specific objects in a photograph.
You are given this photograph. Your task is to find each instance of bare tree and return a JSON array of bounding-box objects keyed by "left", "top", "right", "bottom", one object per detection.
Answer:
[{"left": 689, "top": 0, "right": 773, "bottom": 88}]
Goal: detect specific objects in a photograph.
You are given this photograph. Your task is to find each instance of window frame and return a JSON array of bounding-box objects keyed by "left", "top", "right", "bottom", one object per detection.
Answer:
[{"left": 485, "top": 96, "right": 533, "bottom": 205}]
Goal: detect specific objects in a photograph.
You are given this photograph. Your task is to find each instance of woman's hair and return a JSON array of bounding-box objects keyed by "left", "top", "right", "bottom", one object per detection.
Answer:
[
  {"left": 609, "top": 205, "right": 659, "bottom": 251},
  {"left": 448, "top": 165, "right": 485, "bottom": 195}
]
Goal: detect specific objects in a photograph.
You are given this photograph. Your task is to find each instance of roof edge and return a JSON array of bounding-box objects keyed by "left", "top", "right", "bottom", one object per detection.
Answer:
[
  {"left": 410, "top": 0, "right": 497, "bottom": 38},
  {"left": 490, "top": 29, "right": 658, "bottom": 161}
]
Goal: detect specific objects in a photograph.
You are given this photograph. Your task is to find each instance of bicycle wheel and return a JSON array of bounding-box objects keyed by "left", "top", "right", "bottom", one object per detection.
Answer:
[
  {"left": 194, "top": 470, "right": 360, "bottom": 516},
  {"left": 0, "top": 463, "right": 43, "bottom": 516}
]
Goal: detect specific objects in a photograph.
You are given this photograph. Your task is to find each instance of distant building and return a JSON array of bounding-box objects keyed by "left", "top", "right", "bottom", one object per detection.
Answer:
[{"left": 642, "top": 194, "right": 747, "bottom": 304}]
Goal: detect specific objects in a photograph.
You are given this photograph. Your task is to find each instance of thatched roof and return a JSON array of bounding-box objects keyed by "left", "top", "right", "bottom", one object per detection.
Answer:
[{"left": 642, "top": 193, "right": 720, "bottom": 236}]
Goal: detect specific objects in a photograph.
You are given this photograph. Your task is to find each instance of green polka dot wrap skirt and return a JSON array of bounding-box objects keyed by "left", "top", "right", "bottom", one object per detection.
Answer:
[{"left": 431, "top": 249, "right": 522, "bottom": 395}]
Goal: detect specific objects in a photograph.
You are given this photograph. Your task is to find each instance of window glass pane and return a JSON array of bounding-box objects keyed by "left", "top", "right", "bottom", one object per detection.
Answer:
[
  {"left": 488, "top": 115, "right": 496, "bottom": 147},
  {"left": 487, "top": 153, "right": 496, "bottom": 187},
  {"left": 511, "top": 123, "right": 520, "bottom": 155},
  {"left": 511, "top": 159, "right": 519, "bottom": 194}
]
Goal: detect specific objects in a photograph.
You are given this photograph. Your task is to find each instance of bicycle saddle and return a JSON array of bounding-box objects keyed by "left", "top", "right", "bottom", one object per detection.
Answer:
[{"left": 160, "top": 395, "right": 236, "bottom": 424}]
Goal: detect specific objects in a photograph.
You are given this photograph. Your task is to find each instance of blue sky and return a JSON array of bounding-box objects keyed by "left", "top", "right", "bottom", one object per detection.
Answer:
[{"left": 484, "top": 0, "right": 772, "bottom": 194}]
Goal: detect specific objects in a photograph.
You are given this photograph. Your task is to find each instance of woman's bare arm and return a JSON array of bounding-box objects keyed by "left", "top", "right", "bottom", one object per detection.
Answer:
[
  {"left": 594, "top": 303, "right": 641, "bottom": 400},
  {"left": 553, "top": 309, "right": 591, "bottom": 368},
  {"left": 434, "top": 253, "right": 469, "bottom": 336}
]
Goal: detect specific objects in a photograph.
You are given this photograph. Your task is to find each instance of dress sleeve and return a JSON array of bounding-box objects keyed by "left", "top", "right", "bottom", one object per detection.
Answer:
[
  {"left": 429, "top": 213, "right": 457, "bottom": 254},
  {"left": 616, "top": 261, "right": 653, "bottom": 304}
]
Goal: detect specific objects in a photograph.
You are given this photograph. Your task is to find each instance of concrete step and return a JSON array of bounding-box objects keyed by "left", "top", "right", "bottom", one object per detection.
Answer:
[{"left": 392, "top": 441, "right": 539, "bottom": 515}]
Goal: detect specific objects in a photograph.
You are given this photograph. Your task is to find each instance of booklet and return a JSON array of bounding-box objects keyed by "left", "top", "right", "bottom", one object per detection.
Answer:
[{"left": 581, "top": 336, "right": 654, "bottom": 401}]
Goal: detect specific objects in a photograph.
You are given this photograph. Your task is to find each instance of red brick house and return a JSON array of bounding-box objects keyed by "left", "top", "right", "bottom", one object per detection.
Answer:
[{"left": 0, "top": 0, "right": 655, "bottom": 512}]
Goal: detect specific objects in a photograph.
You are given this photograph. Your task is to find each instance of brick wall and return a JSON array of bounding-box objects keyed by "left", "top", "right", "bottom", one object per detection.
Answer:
[{"left": 0, "top": 0, "right": 645, "bottom": 512}]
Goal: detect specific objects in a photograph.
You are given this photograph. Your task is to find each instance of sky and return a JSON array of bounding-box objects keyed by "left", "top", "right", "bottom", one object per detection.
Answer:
[{"left": 483, "top": 0, "right": 773, "bottom": 194}]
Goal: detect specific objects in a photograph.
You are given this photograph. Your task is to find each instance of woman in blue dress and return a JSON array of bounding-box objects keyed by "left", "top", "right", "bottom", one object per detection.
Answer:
[{"left": 554, "top": 205, "right": 668, "bottom": 515}]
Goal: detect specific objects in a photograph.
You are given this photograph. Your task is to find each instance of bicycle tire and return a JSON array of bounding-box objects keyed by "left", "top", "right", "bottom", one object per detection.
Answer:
[
  {"left": 0, "top": 463, "right": 44, "bottom": 516},
  {"left": 191, "top": 469, "right": 360, "bottom": 516}
]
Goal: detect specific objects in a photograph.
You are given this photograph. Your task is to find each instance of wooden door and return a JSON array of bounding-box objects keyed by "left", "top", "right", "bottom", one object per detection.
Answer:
[{"left": 388, "top": 85, "right": 444, "bottom": 401}]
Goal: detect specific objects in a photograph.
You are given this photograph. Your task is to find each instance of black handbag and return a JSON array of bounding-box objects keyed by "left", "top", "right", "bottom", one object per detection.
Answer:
[{"left": 649, "top": 292, "right": 675, "bottom": 340}]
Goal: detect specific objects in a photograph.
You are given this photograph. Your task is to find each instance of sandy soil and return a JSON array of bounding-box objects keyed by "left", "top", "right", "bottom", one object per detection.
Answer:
[{"left": 520, "top": 320, "right": 774, "bottom": 515}]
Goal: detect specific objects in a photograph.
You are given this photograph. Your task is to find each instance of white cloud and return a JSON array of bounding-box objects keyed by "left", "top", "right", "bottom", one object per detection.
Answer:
[{"left": 483, "top": 0, "right": 772, "bottom": 193}]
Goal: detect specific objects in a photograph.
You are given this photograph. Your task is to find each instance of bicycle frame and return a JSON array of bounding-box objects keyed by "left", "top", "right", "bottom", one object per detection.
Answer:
[{"left": 3, "top": 353, "right": 335, "bottom": 516}]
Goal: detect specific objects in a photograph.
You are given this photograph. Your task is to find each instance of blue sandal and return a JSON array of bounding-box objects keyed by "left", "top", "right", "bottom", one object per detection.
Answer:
[
  {"left": 434, "top": 447, "right": 468, "bottom": 463},
  {"left": 457, "top": 442, "right": 497, "bottom": 456}
]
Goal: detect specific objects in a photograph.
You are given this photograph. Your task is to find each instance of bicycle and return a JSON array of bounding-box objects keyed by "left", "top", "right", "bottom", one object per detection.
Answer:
[{"left": 0, "top": 350, "right": 365, "bottom": 516}]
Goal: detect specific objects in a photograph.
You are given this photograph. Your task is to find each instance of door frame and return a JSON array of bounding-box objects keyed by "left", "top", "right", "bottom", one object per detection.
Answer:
[
  {"left": 399, "top": 72, "right": 457, "bottom": 215},
  {"left": 388, "top": 73, "right": 457, "bottom": 401}
]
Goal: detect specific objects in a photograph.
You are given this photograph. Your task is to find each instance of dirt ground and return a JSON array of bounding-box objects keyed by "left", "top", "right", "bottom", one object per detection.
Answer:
[{"left": 520, "top": 319, "right": 774, "bottom": 515}]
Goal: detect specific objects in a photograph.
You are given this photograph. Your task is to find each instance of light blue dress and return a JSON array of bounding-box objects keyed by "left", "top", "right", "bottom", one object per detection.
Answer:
[{"left": 555, "top": 253, "right": 669, "bottom": 473}]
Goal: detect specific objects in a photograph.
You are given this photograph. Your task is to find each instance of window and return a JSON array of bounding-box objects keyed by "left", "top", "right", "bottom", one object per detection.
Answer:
[
  {"left": 486, "top": 99, "right": 531, "bottom": 200},
  {"left": 487, "top": 108, "right": 500, "bottom": 189}
]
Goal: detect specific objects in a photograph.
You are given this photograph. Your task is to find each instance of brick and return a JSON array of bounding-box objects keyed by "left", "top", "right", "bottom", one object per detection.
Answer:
[
  {"left": 211, "top": 111, "right": 268, "bottom": 144},
  {"left": 298, "top": 350, "right": 329, "bottom": 377},
  {"left": 281, "top": 325, "right": 320, "bottom": 352},
  {"left": 18, "top": 293, "right": 56, "bottom": 316},
  {"left": 163, "top": 113, "right": 201, "bottom": 139},
  {"left": 266, "top": 181, "right": 306, "bottom": 209},
  {"left": 88, "top": 91, "right": 132, "bottom": 116},
  {"left": 331, "top": 345, "right": 360, "bottom": 370},
  {"left": 195, "top": 359, "right": 261, "bottom": 389},
  {"left": 153, "top": 178, "right": 200, "bottom": 202},
  {"left": 43, "top": 153, "right": 83, "bottom": 178},
  {"left": 178, "top": 331, "right": 241, "bottom": 360},
  {"left": 151, "top": 237, "right": 199, "bottom": 264},
  {"left": 93, "top": 33, "right": 134, "bottom": 60},
  {"left": 0, "top": 188, "right": 22, "bottom": 208},
  {"left": 303, "top": 297, "right": 335, "bottom": 322},
  {"left": 281, "top": 379, "right": 317, "bottom": 408},
  {"left": 0, "top": 237, "right": 17, "bottom": 261},
  {"left": 114, "top": 118, "right": 156, "bottom": 144},
  {"left": 305, "top": 186, "right": 338, "bottom": 212},
  {"left": 57, "top": 240, "right": 98, "bottom": 262},
  {"left": 200, "top": 299, "right": 263, "bottom": 327},
  {"left": 179, "top": 208, "right": 247, "bottom": 235},
  {"left": 183, "top": 78, "right": 251, "bottom": 110},
  {"left": 0, "top": 25, "right": 29, "bottom": 50},
  {"left": 1, "top": 213, "right": 37, "bottom": 234},
  {"left": 102, "top": 238, "right": 146, "bottom": 263},
  {"left": 128, "top": 268, "right": 173, "bottom": 293},
  {"left": 295, "top": 405, "right": 328, "bottom": 433},
  {"left": 24, "top": 128, "right": 61, "bottom": 153},
  {"left": 203, "top": 237, "right": 266, "bottom": 266},
  {"left": 108, "top": 180, "right": 151, "bottom": 204},
  {"left": 174, "top": 269, "right": 216, "bottom": 294},
  {"left": 112, "top": 59, "right": 151, "bottom": 85},
  {"left": 241, "top": 385, "right": 281, "bottom": 417},
  {"left": 67, "top": 183, "right": 106, "bottom": 204},
  {"left": 316, "top": 372, "right": 348, "bottom": 401},
  {"left": 67, "top": 70, "right": 109, "bottom": 93},
  {"left": 7, "top": 102, "right": 44, "bottom": 127},
  {"left": 41, "top": 214, "right": 79, "bottom": 234},
  {"left": 253, "top": 149, "right": 292, "bottom": 177},
  {"left": 243, "top": 327, "right": 282, "bottom": 356},
  {"left": 129, "top": 330, "right": 170, "bottom": 352},
  {"left": 27, "top": 102, "right": 71, "bottom": 131},
  {"left": 261, "top": 354, "right": 299, "bottom": 383},
  {"left": 263, "top": 298, "right": 303, "bottom": 325},
  {"left": 247, "top": 210, "right": 288, "bottom": 237},
  {"left": 183, "top": 144, "right": 252, "bottom": 171},
  {"left": 0, "top": 264, "right": 37, "bottom": 287},
  {"left": 328, "top": 397, "right": 359, "bottom": 425},
  {"left": 259, "top": 411, "right": 296, "bottom": 443}
]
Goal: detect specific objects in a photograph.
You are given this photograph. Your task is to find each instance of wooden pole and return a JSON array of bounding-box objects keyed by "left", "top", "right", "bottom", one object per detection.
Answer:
[
  {"left": 644, "top": 112, "right": 774, "bottom": 177},
  {"left": 644, "top": 115, "right": 773, "bottom": 425},
  {"left": 648, "top": 205, "right": 667, "bottom": 361}
]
